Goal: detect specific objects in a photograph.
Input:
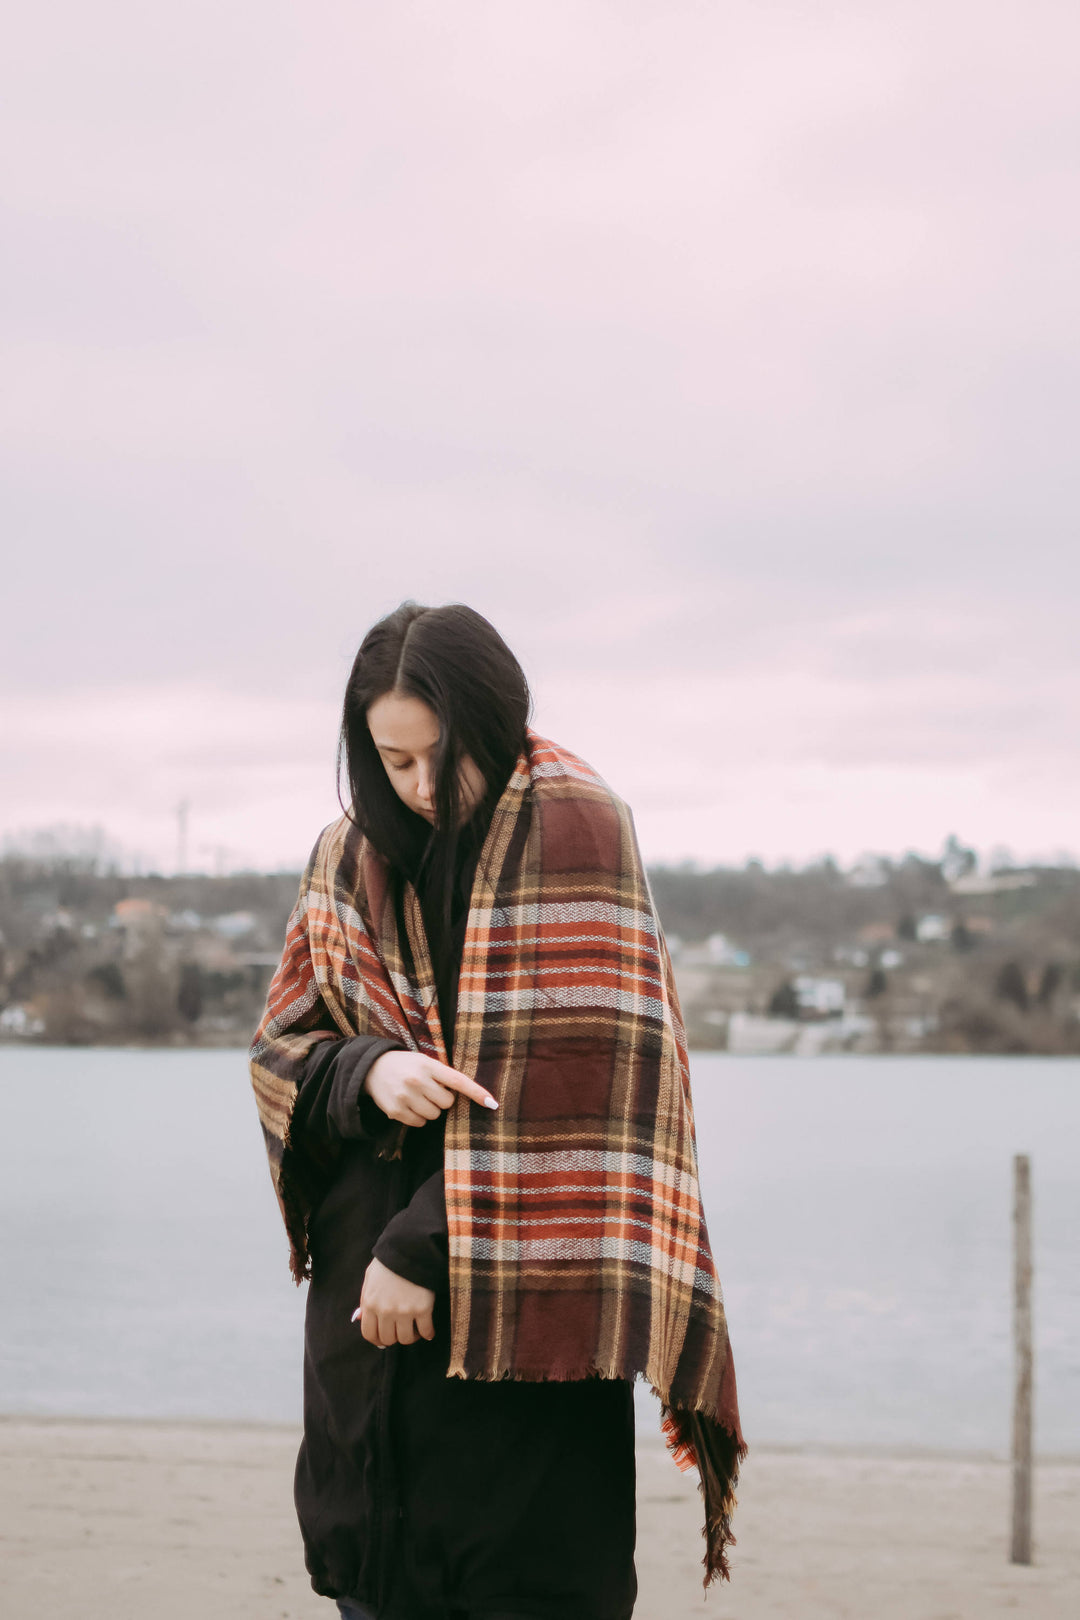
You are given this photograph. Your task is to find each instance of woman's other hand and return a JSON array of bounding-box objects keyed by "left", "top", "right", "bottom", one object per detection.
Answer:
[
  {"left": 364, "top": 1050, "right": 498, "bottom": 1127},
  {"left": 352, "top": 1257, "right": 436, "bottom": 1346}
]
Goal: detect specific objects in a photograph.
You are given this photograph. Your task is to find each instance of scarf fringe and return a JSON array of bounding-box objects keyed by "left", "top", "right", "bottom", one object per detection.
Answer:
[
  {"left": 276, "top": 1126, "right": 318, "bottom": 1285},
  {"left": 661, "top": 1404, "right": 747, "bottom": 1587}
]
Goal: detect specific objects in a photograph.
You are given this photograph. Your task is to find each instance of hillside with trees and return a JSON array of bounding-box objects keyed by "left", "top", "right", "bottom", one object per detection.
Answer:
[{"left": 2, "top": 840, "right": 1079, "bottom": 1054}]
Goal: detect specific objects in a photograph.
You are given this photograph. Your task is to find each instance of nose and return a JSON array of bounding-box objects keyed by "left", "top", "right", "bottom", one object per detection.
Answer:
[{"left": 415, "top": 762, "right": 433, "bottom": 804}]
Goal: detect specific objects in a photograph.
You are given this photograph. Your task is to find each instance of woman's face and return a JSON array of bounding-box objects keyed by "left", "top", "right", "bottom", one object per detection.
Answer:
[{"left": 367, "top": 690, "right": 485, "bottom": 826}]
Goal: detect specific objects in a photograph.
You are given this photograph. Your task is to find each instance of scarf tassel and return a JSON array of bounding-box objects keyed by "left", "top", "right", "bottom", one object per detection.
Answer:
[{"left": 661, "top": 1405, "right": 748, "bottom": 1587}]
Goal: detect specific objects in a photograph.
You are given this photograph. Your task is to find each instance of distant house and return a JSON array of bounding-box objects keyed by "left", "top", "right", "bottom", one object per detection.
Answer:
[
  {"left": 112, "top": 898, "right": 161, "bottom": 925},
  {"left": 950, "top": 871, "right": 1038, "bottom": 896},
  {"left": 727, "top": 1011, "right": 799, "bottom": 1054},
  {"left": 211, "top": 911, "right": 256, "bottom": 940},
  {"left": 111, "top": 898, "right": 167, "bottom": 959},
  {"left": 705, "top": 932, "right": 751, "bottom": 968},
  {"left": 0, "top": 1004, "right": 43, "bottom": 1038},
  {"left": 40, "top": 908, "right": 75, "bottom": 933},
  {"left": 847, "top": 855, "right": 889, "bottom": 888},
  {"left": 793, "top": 976, "right": 846, "bottom": 1017}
]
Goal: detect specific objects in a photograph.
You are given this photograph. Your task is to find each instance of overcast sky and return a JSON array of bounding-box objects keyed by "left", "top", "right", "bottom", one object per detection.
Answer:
[{"left": 3, "top": 2, "right": 1078, "bottom": 873}]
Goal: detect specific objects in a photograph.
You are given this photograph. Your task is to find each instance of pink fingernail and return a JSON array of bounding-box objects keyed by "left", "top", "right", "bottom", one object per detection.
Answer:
[{"left": 485, "top": 1098, "right": 499, "bottom": 1109}]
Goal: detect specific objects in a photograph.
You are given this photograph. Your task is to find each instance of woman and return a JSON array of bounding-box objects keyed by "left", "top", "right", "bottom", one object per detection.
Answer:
[{"left": 251, "top": 602, "right": 744, "bottom": 1620}]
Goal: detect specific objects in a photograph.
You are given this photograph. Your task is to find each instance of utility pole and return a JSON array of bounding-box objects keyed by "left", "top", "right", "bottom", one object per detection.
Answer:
[
  {"left": 1010, "top": 1153, "right": 1033, "bottom": 1565},
  {"left": 176, "top": 800, "right": 189, "bottom": 876}
]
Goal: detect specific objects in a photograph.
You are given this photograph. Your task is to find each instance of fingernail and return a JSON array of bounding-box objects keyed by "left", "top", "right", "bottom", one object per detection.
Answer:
[
  {"left": 350, "top": 1308, "right": 362, "bottom": 1323},
  {"left": 485, "top": 1097, "right": 499, "bottom": 1109}
]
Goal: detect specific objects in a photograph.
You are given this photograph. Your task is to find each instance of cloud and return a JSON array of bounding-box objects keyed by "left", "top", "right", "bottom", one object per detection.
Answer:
[
  {"left": 0, "top": 684, "right": 341, "bottom": 872},
  {"left": 1, "top": 1, "right": 1078, "bottom": 863},
  {"left": 5, "top": 636, "right": 1077, "bottom": 871}
]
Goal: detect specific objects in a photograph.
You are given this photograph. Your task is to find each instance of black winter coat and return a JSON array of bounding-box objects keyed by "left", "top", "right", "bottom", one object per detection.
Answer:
[{"left": 289, "top": 858, "right": 638, "bottom": 1620}]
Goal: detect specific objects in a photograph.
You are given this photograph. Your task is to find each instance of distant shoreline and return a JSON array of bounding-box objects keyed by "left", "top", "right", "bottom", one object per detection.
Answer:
[
  {"left": 6, "top": 856, "right": 1080, "bottom": 1055},
  {"left": 3, "top": 1412, "right": 1078, "bottom": 1465},
  {"left": 4, "top": 1040, "right": 1080, "bottom": 1057}
]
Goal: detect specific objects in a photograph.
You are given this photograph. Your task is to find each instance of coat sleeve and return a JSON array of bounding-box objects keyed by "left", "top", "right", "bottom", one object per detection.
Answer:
[
  {"left": 290, "top": 1033, "right": 404, "bottom": 1150},
  {"left": 373, "top": 1169, "right": 449, "bottom": 1295}
]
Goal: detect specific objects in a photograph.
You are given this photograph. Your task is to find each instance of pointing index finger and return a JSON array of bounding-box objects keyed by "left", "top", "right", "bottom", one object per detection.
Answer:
[{"left": 431, "top": 1061, "right": 499, "bottom": 1110}]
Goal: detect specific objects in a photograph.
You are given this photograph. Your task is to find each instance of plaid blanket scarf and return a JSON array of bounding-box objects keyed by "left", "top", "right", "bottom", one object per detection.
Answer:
[{"left": 250, "top": 733, "right": 745, "bottom": 1582}]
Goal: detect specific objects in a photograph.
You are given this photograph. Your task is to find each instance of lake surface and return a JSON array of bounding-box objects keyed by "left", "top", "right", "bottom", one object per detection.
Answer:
[{"left": 0, "top": 1049, "right": 1076, "bottom": 1455}]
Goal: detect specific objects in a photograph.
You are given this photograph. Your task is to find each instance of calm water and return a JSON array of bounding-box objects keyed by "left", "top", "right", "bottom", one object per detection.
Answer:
[{"left": 0, "top": 1048, "right": 1076, "bottom": 1455}]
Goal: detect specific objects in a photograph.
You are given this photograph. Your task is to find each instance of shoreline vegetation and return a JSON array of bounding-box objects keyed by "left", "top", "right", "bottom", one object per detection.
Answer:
[{"left": 2, "top": 839, "right": 1079, "bottom": 1055}]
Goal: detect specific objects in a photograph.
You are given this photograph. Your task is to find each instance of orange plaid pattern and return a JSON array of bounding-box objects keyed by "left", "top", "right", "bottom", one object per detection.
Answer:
[{"left": 250, "top": 733, "right": 744, "bottom": 1583}]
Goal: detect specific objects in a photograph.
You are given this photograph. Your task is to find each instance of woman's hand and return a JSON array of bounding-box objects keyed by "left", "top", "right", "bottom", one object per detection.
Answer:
[
  {"left": 352, "top": 1257, "right": 436, "bottom": 1346},
  {"left": 364, "top": 1050, "right": 498, "bottom": 1127}
]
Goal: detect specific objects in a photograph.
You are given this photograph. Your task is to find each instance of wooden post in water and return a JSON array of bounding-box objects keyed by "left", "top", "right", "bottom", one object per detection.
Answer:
[{"left": 1010, "top": 1153, "right": 1033, "bottom": 1565}]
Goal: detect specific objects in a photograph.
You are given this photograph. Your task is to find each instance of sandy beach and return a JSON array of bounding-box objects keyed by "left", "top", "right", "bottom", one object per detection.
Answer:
[{"left": 1, "top": 1419, "right": 1077, "bottom": 1619}]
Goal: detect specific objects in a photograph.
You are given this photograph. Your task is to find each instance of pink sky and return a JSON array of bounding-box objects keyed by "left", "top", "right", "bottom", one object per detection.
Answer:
[{"left": 2, "top": 3, "right": 1078, "bottom": 871}]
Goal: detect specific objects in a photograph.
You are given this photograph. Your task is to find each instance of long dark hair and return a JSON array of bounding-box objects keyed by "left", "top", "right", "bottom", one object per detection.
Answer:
[{"left": 339, "top": 602, "right": 531, "bottom": 956}]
